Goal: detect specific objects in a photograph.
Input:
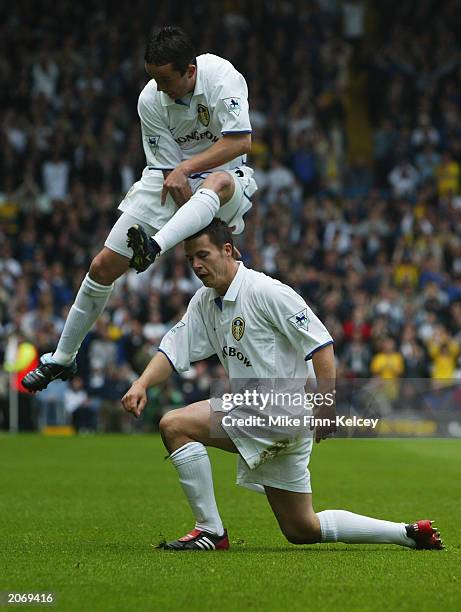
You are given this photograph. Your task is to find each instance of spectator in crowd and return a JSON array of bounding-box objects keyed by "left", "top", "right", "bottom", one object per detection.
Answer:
[
  {"left": 63, "top": 376, "right": 97, "bottom": 432},
  {"left": 341, "top": 330, "right": 372, "bottom": 378},
  {"left": 426, "top": 325, "right": 460, "bottom": 389},
  {"left": 36, "top": 379, "right": 68, "bottom": 429},
  {"left": 97, "top": 364, "right": 134, "bottom": 432},
  {"left": 370, "top": 338, "right": 405, "bottom": 403},
  {"left": 388, "top": 159, "right": 420, "bottom": 199},
  {"left": 436, "top": 151, "right": 460, "bottom": 199}
]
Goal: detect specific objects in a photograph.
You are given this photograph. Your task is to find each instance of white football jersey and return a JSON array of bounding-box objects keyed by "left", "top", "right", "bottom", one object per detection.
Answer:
[
  {"left": 138, "top": 54, "right": 252, "bottom": 173},
  {"left": 159, "top": 263, "right": 333, "bottom": 380}
]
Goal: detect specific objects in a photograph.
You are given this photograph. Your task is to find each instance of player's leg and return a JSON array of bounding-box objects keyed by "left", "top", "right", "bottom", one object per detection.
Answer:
[
  {"left": 22, "top": 212, "right": 158, "bottom": 392},
  {"left": 264, "top": 487, "right": 321, "bottom": 544},
  {"left": 265, "top": 487, "right": 442, "bottom": 548},
  {"left": 159, "top": 399, "right": 238, "bottom": 454},
  {"left": 315, "top": 509, "right": 443, "bottom": 549},
  {"left": 151, "top": 171, "right": 234, "bottom": 254},
  {"left": 158, "top": 401, "right": 237, "bottom": 550},
  {"left": 49, "top": 246, "right": 129, "bottom": 365},
  {"left": 127, "top": 167, "right": 255, "bottom": 272}
]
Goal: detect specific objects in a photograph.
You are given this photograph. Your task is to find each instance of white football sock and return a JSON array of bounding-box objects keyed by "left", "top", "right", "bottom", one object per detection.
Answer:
[
  {"left": 170, "top": 441, "right": 224, "bottom": 536},
  {"left": 317, "top": 509, "right": 415, "bottom": 547},
  {"left": 153, "top": 188, "right": 220, "bottom": 253},
  {"left": 52, "top": 274, "right": 114, "bottom": 365}
]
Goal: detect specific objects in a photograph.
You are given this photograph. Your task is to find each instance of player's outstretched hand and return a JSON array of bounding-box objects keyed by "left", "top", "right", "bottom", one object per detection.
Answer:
[
  {"left": 122, "top": 380, "right": 148, "bottom": 418},
  {"left": 311, "top": 402, "right": 337, "bottom": 444}
]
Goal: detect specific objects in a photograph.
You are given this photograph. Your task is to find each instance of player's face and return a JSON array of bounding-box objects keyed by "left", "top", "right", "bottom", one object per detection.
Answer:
[
  {"left": 185, "top": 235, "right": 234, "bottom": 290},
  {"left": 145, "top": 62, "right": 196, "bottom": 100}
]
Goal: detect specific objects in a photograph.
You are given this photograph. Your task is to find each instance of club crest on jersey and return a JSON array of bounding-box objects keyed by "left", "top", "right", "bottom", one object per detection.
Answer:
[
  {"left": 223, "top": 97, "right": 241, "bottom": 116},
  {"left": 197, "top": 103, "right": 210, "bottom": 126},
  {"left": 146, "top": 135, "right": 160, "bottom": 155},
  {"left": 288, "top": 309, "right": 310, "bottom": 332},
  {"left": 232, "top": 316, "right": 245, "bottom": 341}
]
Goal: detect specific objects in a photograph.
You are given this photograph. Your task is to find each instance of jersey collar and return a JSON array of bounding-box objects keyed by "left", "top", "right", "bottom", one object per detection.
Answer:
[
  {"left": 159, "top": 55, "right": 205, "bottom": 107},
  {"left": 193, "top": 55, "right": 205, "bottom": 96},
  {"left": 209, "top": 261, "right": 246, "bottom": 303}
]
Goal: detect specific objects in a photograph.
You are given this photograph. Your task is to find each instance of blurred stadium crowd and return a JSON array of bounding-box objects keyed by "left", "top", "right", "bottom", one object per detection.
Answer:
[{"left": 1, "top": 0, "right": 461, "bottom": 431}]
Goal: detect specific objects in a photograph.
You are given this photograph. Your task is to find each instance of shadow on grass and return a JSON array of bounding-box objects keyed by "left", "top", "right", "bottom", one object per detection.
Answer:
[
  {"left": 5, "top": 540, "right": 447, "bottom": 556},
  {"left": 157, "top": 545, "right": 417, "bottom": 554}
]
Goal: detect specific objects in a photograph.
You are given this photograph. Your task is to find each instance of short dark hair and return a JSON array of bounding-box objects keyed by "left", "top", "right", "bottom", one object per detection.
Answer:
[
  {"left": 186, "top": 219, "right": 234, "bottom": 251},
  {"left": 145, "top": 26, "right": 196, "bottom": 75}
]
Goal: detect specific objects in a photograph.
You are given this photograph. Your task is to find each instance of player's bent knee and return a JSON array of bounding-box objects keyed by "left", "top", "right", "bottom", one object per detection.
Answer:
[
  {"left": 202, "top": 171, "right": 234, "bottom": 202},
  {"left": 159, "top": 410, "right": 179, "bottom": 434},
  {"left": 89, "top": 249, "right": 128, "bottom": 285},
  {"left": 281, "top": 523, "right": 320, "bottom": 545},
  {"left": 159, "top": 410, "right": 186, "bottom": 443},
  {"left": 89, "top": 256, "right": 107, "bottom": 284}
]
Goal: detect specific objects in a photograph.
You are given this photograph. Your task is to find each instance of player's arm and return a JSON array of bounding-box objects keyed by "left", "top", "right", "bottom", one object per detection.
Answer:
[
  {"left": 311, "top": 343, "right": 337, "bottom": 444},
  {"left": 180, "top": 133, "right": 251, "bottom": 175},
  {"left": 162, "top": 134, "right": 251, "bottom": 205},
  {"left": 258, "top": 282, "right": 336, "bottom": 442},
  {"left": 139, "top": 95, "right": 181, "bottom": 169},
  {"left": 138, "top": 92, "right": 193, "bottom": 207},
  {"left": 122, "top": 292, "right": 216, "bottom": 418},
  {"left": 122, "top": 352, "right": 173, "bottom": 418}
]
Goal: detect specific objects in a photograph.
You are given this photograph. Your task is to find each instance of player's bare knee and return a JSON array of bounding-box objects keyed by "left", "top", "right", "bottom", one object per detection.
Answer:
[
  {"left": 159, "top": 410, "right": 179, "bottom": 437},
  {"left": 159, "top": 410, "right": 185, "bottom": 444},
  {"left": 281, "top": 522, "right": 320, "bottom": 545},
  {"left": 202, "top": 171, "right": 234, "bottom": 204},
  {"left": 89, "top": 253, "right": 112, "bottom": 285},
  {"left": 89, "top": 250, "right": 128, "bottom": 285}
]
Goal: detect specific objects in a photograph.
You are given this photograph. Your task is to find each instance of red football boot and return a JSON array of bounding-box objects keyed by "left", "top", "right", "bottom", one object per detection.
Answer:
[
  {"left": 162, "top": 528, "right": 229, "bottom": 551},
  {"left": 406, "top": 520, "right": 444, "bottom": 550}
]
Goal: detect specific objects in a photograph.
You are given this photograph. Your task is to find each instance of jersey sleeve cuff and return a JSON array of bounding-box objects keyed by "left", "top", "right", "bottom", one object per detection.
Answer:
[
  {"left": 158, "top": 348, "right": 177, "bottom": 372},
  {"left": 304, "top": 340, "right": 334, "bottom": 361},
  {"left": 221, "top": 130, "right": 252, "bottom": 135}
]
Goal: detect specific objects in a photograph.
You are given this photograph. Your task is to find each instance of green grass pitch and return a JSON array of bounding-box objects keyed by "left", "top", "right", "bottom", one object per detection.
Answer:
[{"left": 1, "top": 434, "right": 460, "bottom": 611}]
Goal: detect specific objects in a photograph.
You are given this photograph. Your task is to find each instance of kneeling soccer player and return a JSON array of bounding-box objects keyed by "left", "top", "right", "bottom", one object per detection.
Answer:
[{"left": 122, "top": 220, "right": 443, "bottom": 551}]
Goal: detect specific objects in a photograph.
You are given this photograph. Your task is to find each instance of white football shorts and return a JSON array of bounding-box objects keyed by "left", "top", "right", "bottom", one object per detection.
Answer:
[
  {"left": 210, "top": 399, "right": 313, "bottom": 495},
  {"left": 234, "top": 436, "right": 313, "bottom": 495},
  {"left": 105, "top": 166, "right": 257, "bottom": 258}
]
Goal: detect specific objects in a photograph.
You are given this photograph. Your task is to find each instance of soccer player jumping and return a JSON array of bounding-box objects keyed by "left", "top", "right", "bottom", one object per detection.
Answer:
[
  {"left": 22, "top": 26, "right": 256, "bottom": 392},
  {"left": 122, "top": 220, "right": 443, "bottom": 551}
]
